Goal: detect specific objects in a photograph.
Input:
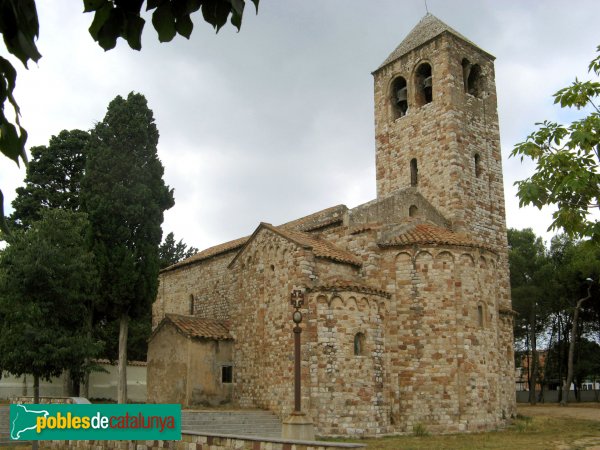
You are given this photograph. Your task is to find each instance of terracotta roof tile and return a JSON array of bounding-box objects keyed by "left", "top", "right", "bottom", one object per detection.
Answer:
[
  {"left": 163, "top": 314, "right": 231, "bottom": 340},
  {"left": 379, "top": 223, "right": 488, "bottom": 250},
  {"left": 161, "top": 236, "right": 249, "bottom": 273},
  {"left": 263, "top": 224, "right": 362, "bottom": 267}
]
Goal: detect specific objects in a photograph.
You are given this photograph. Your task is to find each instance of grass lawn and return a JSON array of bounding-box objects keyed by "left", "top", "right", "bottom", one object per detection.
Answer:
[{"left": 354, "top": 414, "right": 600, "bottom": 449}]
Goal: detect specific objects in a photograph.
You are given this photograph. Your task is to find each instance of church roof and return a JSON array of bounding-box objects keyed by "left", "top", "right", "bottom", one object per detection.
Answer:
[
  {"left": 268, "top": 224, "right": 362, "bottom": 266},
  {"left": 376, "top": 13, "right": 492, "bottom": 71},
  {"left": 229, "top": 223, "right": 362, "bottom": 268},
  {"left": 152, "top": 314, "right": 231, "bottom": 341},
  {"left": 161, "top": 235, "right": 250, "bottom": 273},
  {"left": 161, "top": 205, "right": 349, "bottom": 273},
  {"left": 379, "top": 223, "right": 491, "bottom": 250}
]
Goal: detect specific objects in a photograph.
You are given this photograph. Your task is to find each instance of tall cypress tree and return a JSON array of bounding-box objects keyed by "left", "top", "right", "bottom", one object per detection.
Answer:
[{"left": 82, "top": 92, "right": 174, "bottom": 403}]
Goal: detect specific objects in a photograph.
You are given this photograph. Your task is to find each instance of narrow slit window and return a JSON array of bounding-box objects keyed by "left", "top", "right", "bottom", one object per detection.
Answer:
[
  {"left": 474, "top": 153, "right": 481, "bottom": 178},
  {"left": 189, "top": 294, "right": 195, "bottom": 315},
  {"left": 410, "top": 158, "right": 418, "bottom": 187},
  {"left": 477, "top": 304, "right": 484, "bottom": 328},
  {"left": 354, "top": 332, "right": 366, "bottom": 356}
]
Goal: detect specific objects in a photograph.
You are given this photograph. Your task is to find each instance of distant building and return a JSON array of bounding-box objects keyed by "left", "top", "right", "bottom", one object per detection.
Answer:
[{"left": 148, "top": 14, "right": 516, "bottom": 436}]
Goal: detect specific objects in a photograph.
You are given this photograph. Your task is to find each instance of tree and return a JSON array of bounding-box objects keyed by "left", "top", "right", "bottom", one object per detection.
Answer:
[
  {"left": 10, "top": 129, "right": 90, "bottom": 229},
  {"left": 0, "top": 209, "right": 101, "bottom": 403},
  {"left": 511, "top": 45, "right": 600, "bottom": 242},
  {"left": 548, "top": 236, "right": 600, "bottom": 404},
  {"left": 508, "top": 228, "right": 552, "bottom": 403},
  {"left": 81, "top": 92, "right": 174, "bottom": 403},
  {"left": 0, "top": 0, "right": 260, "bottom": 235},
  {"left": 159, "top": 231, "right": 198, "bottom": 269}
]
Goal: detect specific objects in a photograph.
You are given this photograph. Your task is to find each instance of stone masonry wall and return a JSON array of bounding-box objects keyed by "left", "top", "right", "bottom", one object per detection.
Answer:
[
  {"left": 229, "top": 229, "right": 315, "bottom": 415},
  {"left": 309, "top": 292, "right": 388, "bottom": 436},
  {"left": 386, "top": 245, "right": 514, "bottom": 433},
  {"left": 153, "top": 251, "right": 235, "bottom": 328}
]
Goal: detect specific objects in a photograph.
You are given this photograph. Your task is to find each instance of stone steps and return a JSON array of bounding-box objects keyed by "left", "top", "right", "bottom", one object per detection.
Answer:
[
  {"left": 181, "top": 410, "right": 282, "bottom": 438},
  {"left": 0, "top": 405, "right": 29, "bottom": 447}
]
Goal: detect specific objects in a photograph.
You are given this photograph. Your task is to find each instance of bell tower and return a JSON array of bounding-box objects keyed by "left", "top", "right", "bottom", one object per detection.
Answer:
[{"left": 373, "top": 14, "right": 507, "bottom": 250}]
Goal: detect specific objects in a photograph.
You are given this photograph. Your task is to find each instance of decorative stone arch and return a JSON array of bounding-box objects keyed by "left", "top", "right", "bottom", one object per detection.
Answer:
[
  {"left": 479, "top": 255, "right": 488, "bottom": 269},
  {"left": 377, "top": 299, "right": 386, "bottom": 321},
  {"left": 330, "top": 295, "right": 344, "bottom": 310},
  {"left": 415, "top": 250, "right": 433, "bottom": 270},
  {"left": 316, "top": 294, "right": 328, "bottom": 306},
  {"left": 356, "top": 296, "right": 369, "bottom": 314},
  {"left": 346, "top": 296, "right": 358, "bottom": 312},
  {"left": 390, "top": 75, "right": 408, "bottom": 119},
  {"left": 459, "top": 253, "right": 475, "bottom": 267},
  {"left": 435, "top": 250, "right": 455, "bottom": 268},
  {"left": 414, "top": 61, "right": 433, "bottom": 106}
]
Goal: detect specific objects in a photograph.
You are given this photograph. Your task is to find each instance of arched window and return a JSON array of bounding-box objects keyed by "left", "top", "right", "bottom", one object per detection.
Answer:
[
  {"left": 354, "top": 332, "right": 366, "bottom": 356},
  {"left": 391, "top": 76, "right": 408, "bottom": 119},
  {"left": 189, "top": 294, "right": 195, "bottom": 315},
  {"left": 409, "top": 205, "right": 418, "bottom": 217},
  {"left": 410, "top": 158, "right": 418, "bottom": 187},
  {"left": 415, "top": 63, "right": 433, "bottom": 106},
  {"left": 474, "top": 153, "right": 481, "bottom": 178},
  {"left": 462, "top": 58, "right": 483, "bottom": 97}
]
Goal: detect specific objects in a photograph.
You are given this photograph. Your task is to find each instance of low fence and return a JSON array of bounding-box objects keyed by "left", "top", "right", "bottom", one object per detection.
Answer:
[
  {"left": 39, "top": 431, "right": 366, "bottom": 450},
  {"left": 0, "top": 360, "right": 147, "bottom": 402},
  {"left": 516, "top": 389, "right": 600, "bottom": 403}
]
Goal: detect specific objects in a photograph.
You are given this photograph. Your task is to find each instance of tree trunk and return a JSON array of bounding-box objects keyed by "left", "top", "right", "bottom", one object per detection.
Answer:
[
  {"left": 33, "top": 375, "right": 39, "bottom": 450},
  {"left": 81, "top": 372, "right": 90, "bottom": 399},
  {"left": 33, "top": 374, "right": 39, "bottom": 404},
  {"left": 118, "top": 313, "right": 129, "bottom": 404},
  {"left": 560, "top": 286, "right": 592, "bottom": 406},
  {"left": 529, "top": 310, "right": 538, "bottom": 405}
]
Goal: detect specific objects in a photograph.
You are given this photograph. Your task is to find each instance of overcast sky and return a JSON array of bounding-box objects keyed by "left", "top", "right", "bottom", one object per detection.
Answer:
[{"left": 1, "top": 0, "right": 599, "bottom": 251}]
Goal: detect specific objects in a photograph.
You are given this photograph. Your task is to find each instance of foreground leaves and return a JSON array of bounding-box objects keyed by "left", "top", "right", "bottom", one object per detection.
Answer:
[
  {"left": 511, "top": 45, "right": 600, "bottom": 242},
  {"left": 85, "top": 0, "right": 260, "bottom": 50}
]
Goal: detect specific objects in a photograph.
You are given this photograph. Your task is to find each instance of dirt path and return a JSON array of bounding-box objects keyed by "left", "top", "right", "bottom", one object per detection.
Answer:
[{"left": 519, "top": 403, "right": 600, "bottom": 422}]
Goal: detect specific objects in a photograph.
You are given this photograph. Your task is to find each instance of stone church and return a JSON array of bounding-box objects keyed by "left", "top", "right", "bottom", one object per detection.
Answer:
[{"left": 148, "top": 14, "right": 516, "bottom": 436}]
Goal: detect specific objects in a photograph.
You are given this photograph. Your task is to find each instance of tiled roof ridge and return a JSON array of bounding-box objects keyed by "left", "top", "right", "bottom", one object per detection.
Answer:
[
  {"left": 379, "top": 223, "right": 494, "bottom": 251},
  {"left": 262, "top": 223, "right": 362, "bottom": 267},
  {"left": 161, "top": 205, "right": 348, "bottom": 274},
  {"left": 159, "top": 313, "right": 231, "bottom": 340},
  {"left": 376, "top": 13, "right": 491, "bottom": 71},
  {"left": 161, "top": 235, "right": 249, "bottom": 273}
]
